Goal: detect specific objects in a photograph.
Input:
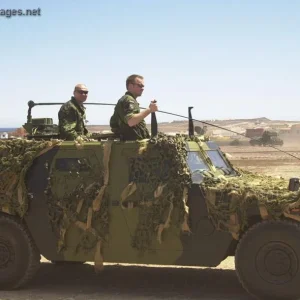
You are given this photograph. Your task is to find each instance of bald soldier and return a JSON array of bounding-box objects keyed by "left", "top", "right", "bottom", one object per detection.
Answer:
[
  {"left": 110, "top": 74, "right": 158, "bottom": 141},
  {"left": 58, "top": 84, "right": 89, "bottom": 140}
]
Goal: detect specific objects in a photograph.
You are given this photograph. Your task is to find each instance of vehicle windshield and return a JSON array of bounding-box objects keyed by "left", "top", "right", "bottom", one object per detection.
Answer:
[
  {"left": 187, "top": 151, "right": 210, "bottom": 183},
  {"left": 206, "top": 150, "right": 234, "bottom": 174},
  {"left": 187, "top": 151, "right": 209, "bottom": 172}
]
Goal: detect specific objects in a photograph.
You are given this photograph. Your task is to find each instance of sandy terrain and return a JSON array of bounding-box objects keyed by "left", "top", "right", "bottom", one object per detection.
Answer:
[
  {"left": 222, "top": 144, "right": 300, "bottom": 180},
  {"left": 1, "top": 258, "right": 251, "bottom": 300},
  {"left": 2, "top": 145, "right": 300, "bottom": 300}
]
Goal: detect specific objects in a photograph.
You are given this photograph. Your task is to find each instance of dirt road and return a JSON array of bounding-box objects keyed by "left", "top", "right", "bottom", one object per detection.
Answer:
[
  {"left": 2, "top": 258, "right": 253, "bottom": 300},
  {"left": 2, "top": 145, "right": 299, "bottom": 300}
]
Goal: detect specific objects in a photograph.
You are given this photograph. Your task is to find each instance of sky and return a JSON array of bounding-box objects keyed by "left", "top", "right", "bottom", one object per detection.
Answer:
[{"left": 0, "top": 0, "right": 300, "bottom": 127}]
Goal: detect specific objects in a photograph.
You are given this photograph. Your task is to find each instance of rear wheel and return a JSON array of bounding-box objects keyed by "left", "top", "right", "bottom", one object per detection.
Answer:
[
  {"left": 235, "top": 220, "right": 300, "bottom": 300},
  {"left": 0, "top": 214, "right": 40, "bottom": 290}
]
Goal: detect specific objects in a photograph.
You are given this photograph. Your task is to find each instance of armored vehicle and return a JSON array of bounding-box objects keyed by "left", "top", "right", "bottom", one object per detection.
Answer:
[
  {"left": 249, "top": 130, "right": 284, "bottom": 146},
  {"left": 1, "top": 102, "right": 300, "bottom": 300}
]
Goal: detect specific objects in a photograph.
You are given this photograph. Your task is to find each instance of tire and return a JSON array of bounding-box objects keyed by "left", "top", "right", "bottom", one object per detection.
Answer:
[
  {"left": 235, "top": 220, "right": 300, "bottom": 300},
  {"left": 0, "top": 214, "right": 40, "bottom": 290}
]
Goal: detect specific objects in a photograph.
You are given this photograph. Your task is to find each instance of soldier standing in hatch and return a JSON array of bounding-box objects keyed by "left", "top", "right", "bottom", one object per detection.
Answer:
[
  {"left": 110, "top": 74, "right": 158, "bottom": 141},
  {"left": 58, "top": 84, "right": 89, "bottom": 140}
]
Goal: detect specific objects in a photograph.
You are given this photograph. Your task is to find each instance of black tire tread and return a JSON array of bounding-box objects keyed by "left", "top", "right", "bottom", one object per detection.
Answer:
[
  {"left": 235, "top": 219, "right": 300, "bottom": 300},
  {"left": 0, "top": 213, "right": 41, "bottom": 290}
]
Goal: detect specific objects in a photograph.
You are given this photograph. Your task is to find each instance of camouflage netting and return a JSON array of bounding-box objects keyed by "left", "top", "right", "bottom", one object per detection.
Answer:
[
  {"left": 121, "top": 133, "right": 193, "bottom": 251},
  {"left": 0, "top": 138, "right": 110, "bottom": 271},
  {"left": 44, "top": 140, "right": 112, "bottom": 271},
  {"left": 3, "top": 134, "right": 299, "bottom": 269},
  {"left": 0, "top": 135, "right": 194, "bottom": 268},
  {"left": 45, "top": 181, "right": 109, "bottom": 250},
  {"left": 0, "top": 139, "right": 61, "bottom": 216},
  {"left": 43, "top": 133, "right": 194, "bottom": 264},
  {"left": 201, "top": 168, "right": 300, "bottom": 239}
]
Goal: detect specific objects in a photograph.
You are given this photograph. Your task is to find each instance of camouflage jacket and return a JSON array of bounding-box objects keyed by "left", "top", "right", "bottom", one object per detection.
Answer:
[
  {"left": 110, "top": 92, "right": 150, "bottom": 141},
  {"left": 58, "top": 97, "right": 89, "bottom": 140}
]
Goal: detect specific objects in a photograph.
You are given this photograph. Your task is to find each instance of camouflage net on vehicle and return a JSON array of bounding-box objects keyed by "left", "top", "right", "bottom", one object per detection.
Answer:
[
  {"left": 5, "top": 134, "right": 299, "bottom": 268},
  {"left": 0, "top": 139, "right": 61, "bottom": 216},
  {"left": 0, "top": 135, "right": 194, "bottom": 267},
  {"left": 0, "top": 138, "right": 110, "bottom": 271},
  {"left": 121, "top": 133, "right": 193, "bottom": 251},
  {"left": 44, "top": 140, "right": 112, "bottom": 272},
  {"left": 201, "top": 168, "right": 300, "bottom": 239},
  {"left": 45, "top": 181, "right": 109, "bottom": 248}
]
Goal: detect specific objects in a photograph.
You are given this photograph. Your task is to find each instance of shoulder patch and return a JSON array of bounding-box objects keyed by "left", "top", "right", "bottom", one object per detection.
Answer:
[{"left": 124, "top": 100, "right": 135, "bottom": 112}]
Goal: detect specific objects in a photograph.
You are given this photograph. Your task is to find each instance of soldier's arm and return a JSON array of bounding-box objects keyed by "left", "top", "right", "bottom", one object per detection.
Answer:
[
  {"left": 127, "top": 109, "right": 152, "bottom": 127},
  {"left": 123, "top": 98, "right": 153, "bottom": 127},
  {"left": 58, "top": 107, "right": 79, "bottom": 140}
]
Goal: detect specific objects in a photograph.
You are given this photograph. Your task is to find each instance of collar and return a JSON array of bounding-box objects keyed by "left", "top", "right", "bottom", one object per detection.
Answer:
[
  {"left": 125, "top": 91, "right": 136, "bottom": 99},
  {"left": 71, "top": 96, "right": 86, "bottom": 111}
]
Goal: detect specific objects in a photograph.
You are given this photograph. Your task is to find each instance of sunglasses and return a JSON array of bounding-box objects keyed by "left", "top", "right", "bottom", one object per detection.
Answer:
[
  {"left": 133, "top": 83, "right": 144, "bottom": 88},
  {"left": 76, "top": 90, "right": 89, "bottom": 95}
]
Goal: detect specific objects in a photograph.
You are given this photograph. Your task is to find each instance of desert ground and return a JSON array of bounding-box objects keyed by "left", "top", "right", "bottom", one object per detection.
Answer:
[
  {"left": 2, "top": 144, "right": 300, "bottom": 300},
  {"left": 222, "top": 144, "right": 300, "bottom": 180}
]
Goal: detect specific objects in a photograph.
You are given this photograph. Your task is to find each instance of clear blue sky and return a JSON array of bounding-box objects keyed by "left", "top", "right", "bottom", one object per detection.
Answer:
[{"left": 1, "top": 0, "right": 299, "bottom": 127}]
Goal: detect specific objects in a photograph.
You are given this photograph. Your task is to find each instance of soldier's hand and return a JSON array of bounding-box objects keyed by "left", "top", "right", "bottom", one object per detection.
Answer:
[{"left": 149, "top": 100, "right": 158, "bottom": 113}]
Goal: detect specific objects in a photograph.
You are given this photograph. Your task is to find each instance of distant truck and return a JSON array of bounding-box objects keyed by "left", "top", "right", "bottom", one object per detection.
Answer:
[
  {"left": 249, "top": 130, "right": 284, "bottom": 146},
  {"left": 245, "top": 128, "right": 265, "bottom": 139}
]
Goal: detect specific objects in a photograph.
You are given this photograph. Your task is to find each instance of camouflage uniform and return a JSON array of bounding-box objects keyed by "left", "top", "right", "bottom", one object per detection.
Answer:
[
  {"left": 110, "top": 92, "right": 150, "bottom": 141},
  {"left": 58, "top": 97, "right": 89, "bottom": 140}
]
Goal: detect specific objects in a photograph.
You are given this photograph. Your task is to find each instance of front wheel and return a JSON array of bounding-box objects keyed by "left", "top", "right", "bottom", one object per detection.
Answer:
[{"left": 235, "top": 220, "right": 300, "bottom": 300}]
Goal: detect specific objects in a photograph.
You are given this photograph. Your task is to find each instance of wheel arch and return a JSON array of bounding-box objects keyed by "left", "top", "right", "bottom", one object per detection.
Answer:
[{"left": 228, "top": 214, "right": 300, "bottom": 256}]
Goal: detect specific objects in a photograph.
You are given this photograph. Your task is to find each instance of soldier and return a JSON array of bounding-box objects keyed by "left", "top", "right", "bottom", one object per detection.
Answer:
[
  {"left": 58, "top": 84, "right": 89, "bottom": 140},
  {"left": 110, "top": 74, "right": 158, "bottom": 141}
]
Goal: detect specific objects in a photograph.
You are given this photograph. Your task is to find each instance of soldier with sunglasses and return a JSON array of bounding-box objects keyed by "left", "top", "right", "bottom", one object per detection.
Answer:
[
  {"left": 110, "top": 74, "right": 158, "bottom": 141},
  {"left": 58, "top": 84, "right": 90, "bottom": 140}
]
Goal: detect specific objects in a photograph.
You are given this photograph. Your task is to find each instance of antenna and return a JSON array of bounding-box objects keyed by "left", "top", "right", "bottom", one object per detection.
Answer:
[{"left": 188, "top": 107, "right": 194, "bottom": 136}]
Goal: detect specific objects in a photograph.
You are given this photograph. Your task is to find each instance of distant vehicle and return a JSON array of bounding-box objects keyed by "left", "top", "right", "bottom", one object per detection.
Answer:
[
  {"left": 245, "top": 127, "right": 264, "bottom": 138},
  {"left": 249, "top": 130, "right": 284, "bottom": 146}
]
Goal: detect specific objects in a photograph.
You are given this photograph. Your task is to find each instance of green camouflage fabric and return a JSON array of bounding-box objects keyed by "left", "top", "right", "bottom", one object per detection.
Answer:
[
  {"left": 201, "top": 169, "right": 300, "bottom": 239},
  {"left": 110, "top": 92, "right": 150, "bottom": 140},
  {"left": 0, "top": 139, "right": 62, "bottom": 217},
  {"left": 58, "top": 97, "right": 89, "bottom": 141},
  {"left": 2, "top": 135, "right": 300, "bottom": 272},
  {"left": 121, "top": 133, "right": 192, "bottom": 251}
]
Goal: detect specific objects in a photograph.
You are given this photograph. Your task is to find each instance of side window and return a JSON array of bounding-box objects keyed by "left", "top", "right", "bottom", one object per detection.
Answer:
[{"left": 55, "top": 158, "right": 91, "bottom": 172}]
